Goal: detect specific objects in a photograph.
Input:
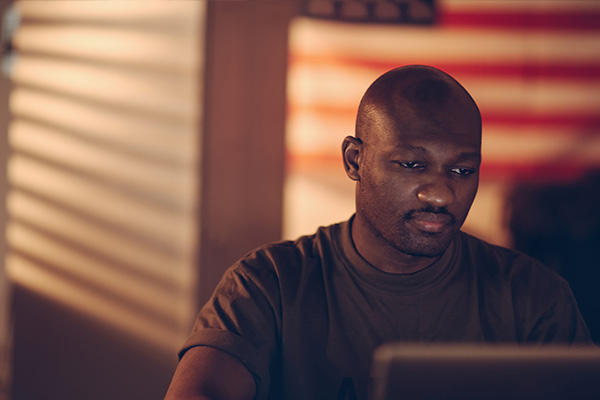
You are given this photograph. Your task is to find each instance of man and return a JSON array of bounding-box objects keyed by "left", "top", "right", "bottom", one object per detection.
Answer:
[{"left": 165, "top": 65, "right": 591, "bottom": 400}]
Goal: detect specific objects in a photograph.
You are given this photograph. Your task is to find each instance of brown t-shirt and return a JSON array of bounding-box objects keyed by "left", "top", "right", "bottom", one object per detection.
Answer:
[{"left": 180, "top": 217, "right": 591, "bottom": 400}]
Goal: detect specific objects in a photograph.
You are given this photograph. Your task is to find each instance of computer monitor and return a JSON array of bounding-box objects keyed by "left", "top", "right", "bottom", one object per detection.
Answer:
[{"left": 371, "top": 343, "right": 600, "bottom": 400}]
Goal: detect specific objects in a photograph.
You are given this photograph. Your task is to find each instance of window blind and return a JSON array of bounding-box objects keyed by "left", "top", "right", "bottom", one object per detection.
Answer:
[{"left": 6, "top": 0, "right": 204, "bottom": 351}]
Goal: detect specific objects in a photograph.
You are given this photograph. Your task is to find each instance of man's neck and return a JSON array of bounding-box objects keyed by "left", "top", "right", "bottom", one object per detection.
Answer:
[{"left": 350, "top": 215, "right": 441, "bottom": 274}]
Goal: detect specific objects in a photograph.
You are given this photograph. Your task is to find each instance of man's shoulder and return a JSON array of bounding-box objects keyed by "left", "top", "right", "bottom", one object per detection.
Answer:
[
  {"left": 459, "top": 230, "right": 539, "bottom": 264},
  {"left": 233, "top": 219, "right": 350, "bottom": 275},
  {"left": 457, "top": 230, "right": 566, "bottom": 286}
]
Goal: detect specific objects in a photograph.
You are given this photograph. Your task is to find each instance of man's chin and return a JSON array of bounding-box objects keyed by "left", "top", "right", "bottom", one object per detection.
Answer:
[
  {"left": 396, "top": 246, "right": 446, "bottom": 259},
  {"left": 392, "top": 234, "right": 454, "bottom": 258}
]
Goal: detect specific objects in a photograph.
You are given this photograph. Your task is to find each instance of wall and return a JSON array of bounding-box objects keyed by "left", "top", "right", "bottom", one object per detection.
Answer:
[
  {"left": 0, "top": 3, "right": 14, "bottom": 398},
  {"left": 4, "top": 2, "right": 297, "bottom": 399}
]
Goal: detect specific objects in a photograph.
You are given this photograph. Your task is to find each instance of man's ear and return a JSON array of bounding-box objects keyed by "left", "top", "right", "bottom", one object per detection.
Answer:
[{"left": 342, "top": 136, "right": 362, "bottom": 181}]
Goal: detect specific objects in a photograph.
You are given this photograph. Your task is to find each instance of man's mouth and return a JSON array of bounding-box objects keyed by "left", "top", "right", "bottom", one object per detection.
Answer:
[{"left": 407, "top": 211, "right": 455, "bottom": 234}]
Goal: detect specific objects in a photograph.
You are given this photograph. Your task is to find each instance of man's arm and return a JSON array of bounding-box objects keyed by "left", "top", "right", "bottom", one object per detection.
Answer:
[{"left": 164, "top": 346, "right": 256, "bottom": 400}]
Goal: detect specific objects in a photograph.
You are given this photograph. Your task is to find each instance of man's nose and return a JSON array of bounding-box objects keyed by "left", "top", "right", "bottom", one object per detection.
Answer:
[{"left": 416, "top": 183, "right": 455, "bottom": 208}]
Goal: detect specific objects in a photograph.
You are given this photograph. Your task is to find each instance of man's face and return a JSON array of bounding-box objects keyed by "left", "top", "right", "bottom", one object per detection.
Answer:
[{"left": 355, "top": 111, "right": 481, "bottom": 258}]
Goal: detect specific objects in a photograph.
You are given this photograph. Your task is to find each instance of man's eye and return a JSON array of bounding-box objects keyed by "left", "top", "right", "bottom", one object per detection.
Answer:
[
  {"left": 451, "top": 167, "right": 476, "bottom": 176},
  {"left": 399, "top": 161, "right": 424, "bottom": 169}
]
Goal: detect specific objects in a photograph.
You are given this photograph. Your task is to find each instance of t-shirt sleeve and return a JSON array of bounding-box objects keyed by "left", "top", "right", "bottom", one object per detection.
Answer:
[
  {"left": 179, "top": 262, "right": 281, "bottom": 400},
  {"left": 525, "top": 278, "right": 592, "bottom": 344},
  {"left": 511, "top": 256, "right": 593, "bottom": 344}
]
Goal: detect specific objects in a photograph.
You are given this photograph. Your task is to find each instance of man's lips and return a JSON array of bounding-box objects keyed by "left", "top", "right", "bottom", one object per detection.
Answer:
[{"left": 408, "top": 212, "right": 454, "bottom": 233}]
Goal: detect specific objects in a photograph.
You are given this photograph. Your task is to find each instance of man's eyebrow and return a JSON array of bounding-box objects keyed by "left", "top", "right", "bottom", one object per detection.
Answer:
[
  {"left": 396, "top": 144, "right": 428, "bottom": 153},
  {"left": 456, "top": 152, "right": 482, "bottom": 163},
  {"left": 396, "top": 144, "right": 480, "bottom": 156},
  {"left": 394, "top": 144, "right": 481, "bottom": 162}
]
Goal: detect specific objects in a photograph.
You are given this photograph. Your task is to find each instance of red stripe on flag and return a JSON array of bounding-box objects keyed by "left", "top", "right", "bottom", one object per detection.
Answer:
[
  {"left": 289, "top": 55, "right": 600, "bottom": 81},
  {"left": 438, "top": 10, "right": 600, "bottom": 32},
  {"left": 481, "top": 113, "right": 600, "bottom": 134},
  {"left": 286, "top": 152, "right": 600, "bottom": 183},
  {"left": 287, "top": 105, "right": 600, "bottom": 136},
  {"left": 481, "top": 161, "right": 598, "bottom": 182}
]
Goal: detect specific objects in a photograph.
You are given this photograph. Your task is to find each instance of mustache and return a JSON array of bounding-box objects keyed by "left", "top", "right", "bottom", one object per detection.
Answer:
[{"left": 405, "top": 206, "right": 457, "bottom": 224}]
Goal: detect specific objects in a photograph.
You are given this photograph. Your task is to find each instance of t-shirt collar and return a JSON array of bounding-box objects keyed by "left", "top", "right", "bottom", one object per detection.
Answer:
[{"left": 334, "top": 215, "right": 458, "bottom": 294}]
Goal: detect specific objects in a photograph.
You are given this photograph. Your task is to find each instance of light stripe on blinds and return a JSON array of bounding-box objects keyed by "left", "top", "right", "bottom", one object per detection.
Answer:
[{"left": 6, "top": 0, "right": 204, "bottom": 350}]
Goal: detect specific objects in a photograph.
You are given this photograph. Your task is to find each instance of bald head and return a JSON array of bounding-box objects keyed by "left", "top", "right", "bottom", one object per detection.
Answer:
[
  {"left": 342, "top": 65, "right": 483, "bottom": 270},
  {"left": 355, "top": 65, "right": 481, "bottom": 145}
]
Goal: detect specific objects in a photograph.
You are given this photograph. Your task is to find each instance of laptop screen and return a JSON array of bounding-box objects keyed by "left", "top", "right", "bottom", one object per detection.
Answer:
[{"left": 371, "top": 343, "right": 600, "bottom": 400}]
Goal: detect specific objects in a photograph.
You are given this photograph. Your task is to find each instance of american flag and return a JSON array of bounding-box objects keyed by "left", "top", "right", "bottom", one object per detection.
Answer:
[{"left": 284, "top": 0, "right": 600, "bottom": 243}]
